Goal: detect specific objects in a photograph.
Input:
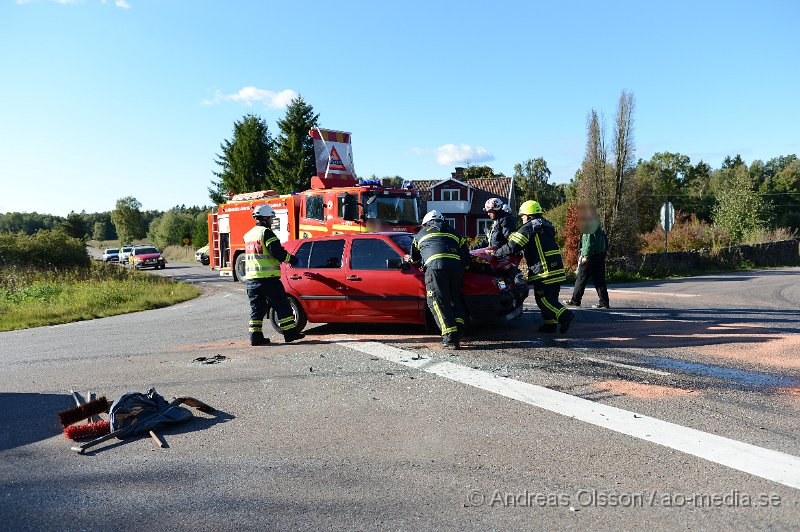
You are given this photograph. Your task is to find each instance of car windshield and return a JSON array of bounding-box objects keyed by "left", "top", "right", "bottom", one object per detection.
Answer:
[
  {"left": 122, "top": 247, "right": 132, "bottom": 252},
  {"left": 364, "top": 195, "right": 419, "bottom": 224},
  {"left": 388, "top": 234, "right": 414, "bottom": 254},
  {"left": 135, "top": 247, "right": 158, "bottom": 254},
  {"left": 106, "top": 248, "right": 118, "bottom": 253}
]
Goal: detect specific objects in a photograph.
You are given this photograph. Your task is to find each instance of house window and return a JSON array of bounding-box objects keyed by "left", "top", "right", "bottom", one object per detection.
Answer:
[
  {"left": 441, "top": 189, "right": 460, "bottom": 201},
  {"left": 477, "top": 218, "right": 493, "bottom": 237},
  {"left": 444, "top": 217, "right": 457, "bottom": 228}
]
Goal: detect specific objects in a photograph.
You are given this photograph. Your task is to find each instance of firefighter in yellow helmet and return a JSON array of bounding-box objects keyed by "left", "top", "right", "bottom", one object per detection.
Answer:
[
  {"left": 490, "top": 200, "right": 574, "bottom": 334},
  {"left": 244, "top": 204, "right": 305, "bottom": 346}
]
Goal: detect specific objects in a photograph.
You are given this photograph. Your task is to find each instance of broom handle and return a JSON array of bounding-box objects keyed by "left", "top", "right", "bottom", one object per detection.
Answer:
[{"left": 71, "top": 398, "right": 183, "bottom": 454}]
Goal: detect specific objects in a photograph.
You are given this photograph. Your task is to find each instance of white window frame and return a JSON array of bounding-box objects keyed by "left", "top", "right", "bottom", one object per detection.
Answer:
[
  {"left": 477, "top": 218, "right": 493, "bottom": 237},
  {"left": 444, "top": 217, "right": 457, "bottom": 228},
  {"left": 441, "top": 189, "right": 461, "bottom": 202}
]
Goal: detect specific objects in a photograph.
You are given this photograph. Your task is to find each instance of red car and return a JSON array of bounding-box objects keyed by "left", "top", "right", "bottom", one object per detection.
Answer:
[{"left": 265, "top": 233, "right": 529, "bottom": 333}]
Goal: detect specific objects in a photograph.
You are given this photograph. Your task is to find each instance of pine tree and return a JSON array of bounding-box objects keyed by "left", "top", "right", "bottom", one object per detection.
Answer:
[
  {"left": 270, "top": 96, "right": 320, "bottom": 193},
  {"left": 209, "top": 114, "right": 274, "bottom": 203}
]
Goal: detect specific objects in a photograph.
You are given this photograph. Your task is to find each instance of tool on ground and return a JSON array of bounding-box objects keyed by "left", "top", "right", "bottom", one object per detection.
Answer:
[
  {"left": 65, "top": 419, "right": 111, "bottom": 439},
  {"left": 71, "top": 391, "right": 215, "bottom": 454},
  {"left": 58, "top": 392, "right": 110, "bottom": 427}
]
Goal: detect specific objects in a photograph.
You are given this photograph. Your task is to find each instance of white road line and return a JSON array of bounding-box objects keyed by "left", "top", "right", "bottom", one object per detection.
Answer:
[
  {"left": 345, "top": 340, "right": 800, "bottom": 491},
  {"left": 608, "top": 289, "right": 698, "bottom": 297},
  {"left": 580, "top": 356, "right": 671, "bottom": 376}
]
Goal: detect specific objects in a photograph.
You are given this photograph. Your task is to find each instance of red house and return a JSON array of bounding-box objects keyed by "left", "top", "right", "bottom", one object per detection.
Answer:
[{"left": 414, "top": 167, "right": 516, "bottom": 238}]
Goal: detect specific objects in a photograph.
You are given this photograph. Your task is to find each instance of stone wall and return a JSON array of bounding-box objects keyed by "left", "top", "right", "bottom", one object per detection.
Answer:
[{"left": 606, "top": 239, "right": 800, "bottom": 275}]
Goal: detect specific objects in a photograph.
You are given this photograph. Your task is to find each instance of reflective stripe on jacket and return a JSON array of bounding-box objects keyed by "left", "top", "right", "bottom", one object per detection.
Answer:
[
  {"left": 411, "top": 220, "right": 468, "bottom": 271},
  {"left": 243, "top": 225, "right": 290, "bottom": 280},
  {"left": 495, "top": 217, "right": 566, "bottom": 284}
]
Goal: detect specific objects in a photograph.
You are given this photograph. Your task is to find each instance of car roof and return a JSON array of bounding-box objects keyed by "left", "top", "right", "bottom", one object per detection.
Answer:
[{"left": 292, "top": 232, "right": 412, "bottom": 243}]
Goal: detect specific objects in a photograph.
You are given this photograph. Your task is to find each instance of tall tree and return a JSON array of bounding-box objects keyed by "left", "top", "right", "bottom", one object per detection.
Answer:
[
  {"left": 209, "top": 114, "right": 274, "bottom": 204},
  {"left": 111, "top": 196, "right": 145, "bottom": 244},
  {"left": 513, "top": 158, "right": 563, "bottom": 210},
  {"left": 713, "top": 165, "right": 771, "bottom": 243},
  {"left": 608, "top": 90, "right": 638, "bottom": 255},
  {"left": 270, "top": 96, "right": 320, "bottom": 193},
  {"left": 58, "top": 212, "right": 87, "bottom": 239},
  {"left": 463, "top": 165, "right": 504, "bottom": 180}
]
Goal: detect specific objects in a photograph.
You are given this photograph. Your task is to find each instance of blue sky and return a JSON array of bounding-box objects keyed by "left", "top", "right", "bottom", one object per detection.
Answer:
[{"left": 1, "top": 0, "right": 798, "bottom": 216}]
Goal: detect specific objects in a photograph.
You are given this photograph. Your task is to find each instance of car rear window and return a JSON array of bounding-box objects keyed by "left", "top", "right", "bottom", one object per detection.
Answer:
[
  {"left": 106, "top": 248, "right": 118, "bottom": 253},
  {"left": 350, "top": 239, "right": 401, "bottom": 270},
  {"left": 388, "top": 234, "right": 414, "bottom": 254},
  {"left": 135, "top": 247, "right": 158, "bottom": 254}
]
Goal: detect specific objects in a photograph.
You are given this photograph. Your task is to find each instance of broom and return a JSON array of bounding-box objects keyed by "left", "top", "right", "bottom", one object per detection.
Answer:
[
  {"left": 65, "top": 420, "right": 110, "bottom": 439},
  {"left": 57, "top": 392, "right": 110, "bottom": 427}
]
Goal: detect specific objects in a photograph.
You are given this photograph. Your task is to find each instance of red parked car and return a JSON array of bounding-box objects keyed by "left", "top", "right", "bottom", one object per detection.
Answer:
[{"left": 266, "top": 233, "right": 529, "bottom": 333}]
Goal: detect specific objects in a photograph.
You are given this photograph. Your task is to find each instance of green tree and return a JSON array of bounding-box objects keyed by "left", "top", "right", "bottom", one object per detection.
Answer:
[
  {"left": 59, "top": 212, "right": 87, "bottom": 239},
  {"left": 92, "top": 220, "right": 110, "bottom": 241},
  {"left": 192, "top": 212, "right": 209, "bottom": 247},
  {"left": 635, "top": 152, "right": 691, "bottom": 232},
  {"left": 713, "top": 165, "right": 772, "bottom": 243},
  {"left": 771, "top": 159, "right": 800, "bottom": 229},
  {"left": 270, "top": 96, "right": 319, "bottom": 193},
  {"left": 147, "top": 210, "right": 195, "bottom": 249},
  {"left": 513, "top": 157, "right": 563, "bottom": 210},
  {"left": 111, "top": 196, "right": 145, "bottom": 244},
  {"left": 463, "top": 165, "right": 504, "bottom": 180},
  {"left": 209, "top": 114, "right": 275, "bottom": 204}
]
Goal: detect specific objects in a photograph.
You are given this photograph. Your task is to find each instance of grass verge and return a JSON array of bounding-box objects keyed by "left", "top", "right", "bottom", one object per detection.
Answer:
[{"left": 0, "top": 262, "right": 200, "bottom": 331}]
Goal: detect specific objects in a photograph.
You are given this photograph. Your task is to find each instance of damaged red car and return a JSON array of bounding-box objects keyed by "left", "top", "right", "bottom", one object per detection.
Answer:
[{"left": 267, "top": 233, "right": 528, "bottom": 333}]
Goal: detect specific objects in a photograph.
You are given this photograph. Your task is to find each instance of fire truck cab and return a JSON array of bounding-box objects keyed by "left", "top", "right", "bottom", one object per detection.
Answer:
[{"left": 208, "top": 181, "right": 421, "bottom": 281}]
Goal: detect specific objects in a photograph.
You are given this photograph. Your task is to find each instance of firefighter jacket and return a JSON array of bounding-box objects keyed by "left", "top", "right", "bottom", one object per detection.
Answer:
[
  {"left": 494, "top": 216, "right": 566, "bottom": 284},
  {"left": 410, "top": 220, "right": 469, "bottom": 271},
  {"left": 488, "top": 211, "right": 517, "bottom": 248},
  {"left": 243, "top": 224, "right": 295, "bottom": 280}
]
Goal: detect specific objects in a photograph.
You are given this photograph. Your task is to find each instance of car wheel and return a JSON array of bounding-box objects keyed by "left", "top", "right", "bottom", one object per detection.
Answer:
[
  {"left": 234, "top": 253, "right": 247, "bottom": 283},
  {"left": 269, "top": 296, "right": 307, "bottom": 334}
]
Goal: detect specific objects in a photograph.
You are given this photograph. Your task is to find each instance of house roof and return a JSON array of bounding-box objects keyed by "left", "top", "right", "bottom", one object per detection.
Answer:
[
  {"left": 431, "top": 177, "right": 473, "bottom": 189},
  {"left": 411, "top": 176, "right": 514, "bottom": 215}
]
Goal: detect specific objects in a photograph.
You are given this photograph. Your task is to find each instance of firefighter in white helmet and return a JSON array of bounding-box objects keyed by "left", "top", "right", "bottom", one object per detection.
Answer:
[
  {"left": 483, "top": 197, "right": 516, "bottom": 249},
  {"left": 406, "top": 210, "right": 470, "bottom": 349},
  {"left": 243, "top": 204, "right": 304, "bottom": 346}
]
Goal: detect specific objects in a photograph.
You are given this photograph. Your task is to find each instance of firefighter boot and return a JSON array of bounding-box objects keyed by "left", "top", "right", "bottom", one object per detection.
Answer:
[
  {"left": 559, "top": 310, "right": 575, "bottom": 334},
  {"left": 441, "top": 334, "right": 459, "bottom": 350},
  {"left": 250, "top": 332, "right": 271, "bottom": 346},
  {"left": 283, "top": 328, "right": 305, "bottom": 343}
]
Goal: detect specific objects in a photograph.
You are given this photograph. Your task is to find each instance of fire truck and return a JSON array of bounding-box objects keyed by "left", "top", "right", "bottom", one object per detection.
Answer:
[{"left": 207, "top": 180, "right": 421, "bottom": 281}]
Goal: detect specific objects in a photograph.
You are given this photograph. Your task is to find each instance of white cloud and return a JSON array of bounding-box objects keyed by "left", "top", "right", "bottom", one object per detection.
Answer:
[
  {"left": 413, "top": 144, "right": 494, "bottom": 166},
  {"left": 115, "top": 0, "right": 130, "bottom": 8},
  {"left": 203, "top": 86, "right": 298, "bottom": 109}
]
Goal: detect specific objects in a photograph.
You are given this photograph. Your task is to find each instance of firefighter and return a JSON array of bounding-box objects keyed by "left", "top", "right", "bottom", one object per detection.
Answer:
[
  {"left": 490, "top": 200, "right": 575, "bottom": 334},
  {"left": 483, "top": 198, "right": 516, "bottom": 249},
  {"left": 244, "top": 204, "right": 305, "bottom": 346},
  {"left": 407, "top": 210, "right": 469, "bottom": 350}
]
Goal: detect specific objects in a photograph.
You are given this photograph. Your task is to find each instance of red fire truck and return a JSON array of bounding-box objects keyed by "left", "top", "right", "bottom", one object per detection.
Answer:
[{"left": 208, "top": 180, "right": 421, "bottom": 281}]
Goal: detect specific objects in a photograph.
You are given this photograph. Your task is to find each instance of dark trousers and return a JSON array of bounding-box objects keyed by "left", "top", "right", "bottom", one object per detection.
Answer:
[
  {"left": 533, "top": 281, "right": 569, "bottom": 325},
  {"left": 570, "top": 253, "right": 609, "bottom": 306},
  {"left": 425, "top": 268, "right": 465, "bottom": 337},
  {"left": 246, "top": 277, "right": 295, "bottom": 337}
]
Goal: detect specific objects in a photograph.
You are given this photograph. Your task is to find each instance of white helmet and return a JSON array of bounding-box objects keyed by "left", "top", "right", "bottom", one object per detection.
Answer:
[
  {"left": 484, "top": 198, "right": 504, "bottom": 212},
  {"left": 422, "top": 210, "right": 444, "bottom": 224},
  {"left": 253, "top": 204, "right": 275, "bottom": 218}
]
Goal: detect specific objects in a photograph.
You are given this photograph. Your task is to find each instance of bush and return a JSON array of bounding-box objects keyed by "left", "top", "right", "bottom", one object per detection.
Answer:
[
  {"left": 640, "top": 212, "right": 730, "bottom": 253},
  {"left": 0, "top": 230, "right": 90, "bottom": 269}
]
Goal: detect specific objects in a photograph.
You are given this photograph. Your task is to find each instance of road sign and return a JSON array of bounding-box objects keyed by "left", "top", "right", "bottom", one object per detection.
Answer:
[
  {"left": 183, "top": 237, "right": 190, "bottom": 245},
  {"left": 660, "top": 202, "right": 675, "bottom": 232}
]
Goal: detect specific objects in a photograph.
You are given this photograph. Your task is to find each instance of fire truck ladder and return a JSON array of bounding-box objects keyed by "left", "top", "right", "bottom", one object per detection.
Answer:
[{"left": 210, "top": 211, "right": 221, "bottom": 269}]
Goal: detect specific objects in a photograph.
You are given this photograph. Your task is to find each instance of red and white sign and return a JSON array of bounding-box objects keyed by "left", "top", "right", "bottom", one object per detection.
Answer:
[{"left": 310, "top": 127, "right": 355, "bottom": 179}]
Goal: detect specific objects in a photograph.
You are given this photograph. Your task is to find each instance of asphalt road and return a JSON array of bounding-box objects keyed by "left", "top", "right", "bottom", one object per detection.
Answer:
[{"left": 1, "top": 260, "right": 799, "bottom": 530}]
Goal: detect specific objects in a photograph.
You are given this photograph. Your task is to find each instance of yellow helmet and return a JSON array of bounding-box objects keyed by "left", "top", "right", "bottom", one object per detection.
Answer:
[{"left": 518, "top": 200, "right": 543, "bottom": 215}]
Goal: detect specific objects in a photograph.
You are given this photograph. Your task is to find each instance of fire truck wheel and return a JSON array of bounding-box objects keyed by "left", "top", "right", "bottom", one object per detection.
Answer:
[
  {"left": 269, "top": 296, "right": 307, "bottom": 334},
  {"left": 234, "top": 253, "right": 247, "bottom": 283}
]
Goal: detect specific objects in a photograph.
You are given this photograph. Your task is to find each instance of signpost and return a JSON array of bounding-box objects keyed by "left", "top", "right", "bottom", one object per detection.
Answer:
[{"left": 659, "top": 201, "right": 675, "bottom": 253}]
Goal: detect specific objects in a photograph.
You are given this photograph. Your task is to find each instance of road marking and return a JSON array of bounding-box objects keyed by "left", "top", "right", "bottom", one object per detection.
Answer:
[
  {"left": 344, "top": 340, "right": 800, "bottom": 490},
  {"left": 608, "top": 289, "right": 698, "bottom": 297},
  {"left": 580, "top": 356, "right": 671, "bottom": 376}
]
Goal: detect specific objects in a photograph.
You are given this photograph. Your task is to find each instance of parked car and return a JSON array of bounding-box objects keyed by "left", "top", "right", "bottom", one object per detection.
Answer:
[
  {"left": 195, "top": 244, "right": 210, "bottom": 266},
  {"left": 129, "top": 245, "right": 166, "bottom": 270},
  {"left": 118, "top": 245, "right": 134, "bottom": 264},
  {"left": 265, "top": 233, "right": 529, "bottom": 333},
  {"left": 102, "top": 248, "right": 119, "bottom": 262}
]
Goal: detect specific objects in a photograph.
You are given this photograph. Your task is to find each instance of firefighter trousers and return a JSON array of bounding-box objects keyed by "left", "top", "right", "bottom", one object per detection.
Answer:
[
  {"left": 424, "top": 268, "right": 465, "bottom": 337},
  {"left": 246, "top": 277, "right": 296, "bottom": 337},
  {"left": 532, "top": 280, "right": 569, "bottom": 326}
]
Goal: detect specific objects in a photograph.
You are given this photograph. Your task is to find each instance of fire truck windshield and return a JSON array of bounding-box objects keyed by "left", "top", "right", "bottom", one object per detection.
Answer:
[{"left": 364, "top": 195, "right": 419, "bottom": 225}]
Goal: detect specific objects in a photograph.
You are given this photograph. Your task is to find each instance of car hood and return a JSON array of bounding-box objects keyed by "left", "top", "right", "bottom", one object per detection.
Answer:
[{"left": 134, "top": 253, "right": 162, "bottom": 260}]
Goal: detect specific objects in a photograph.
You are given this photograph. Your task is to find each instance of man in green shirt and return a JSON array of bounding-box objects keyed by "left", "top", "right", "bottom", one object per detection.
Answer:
[{"left": 565, "top": 214, "right": 610, "bottom": 309}]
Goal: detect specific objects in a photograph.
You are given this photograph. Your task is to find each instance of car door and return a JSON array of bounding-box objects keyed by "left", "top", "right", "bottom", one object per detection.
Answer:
[
  {"left": 284, "top": 238, "right": 348, "bottom": 322},
  {"left": 343, "top": 237, "right": 423, "bottom": 322}
]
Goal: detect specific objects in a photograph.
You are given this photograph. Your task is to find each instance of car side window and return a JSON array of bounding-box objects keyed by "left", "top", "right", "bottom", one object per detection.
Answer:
[
  {"left": 350, "top": 239, "right": 401, "bottom": 270},
  {"left": 305, "top": 195, "right": 324, "bottom": 221},
  {"left": 308, "top": 239, "right": 345, "bottom": 269},
  {"left": 292, "top": 242, "right": 312, "bottom": 269}
]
